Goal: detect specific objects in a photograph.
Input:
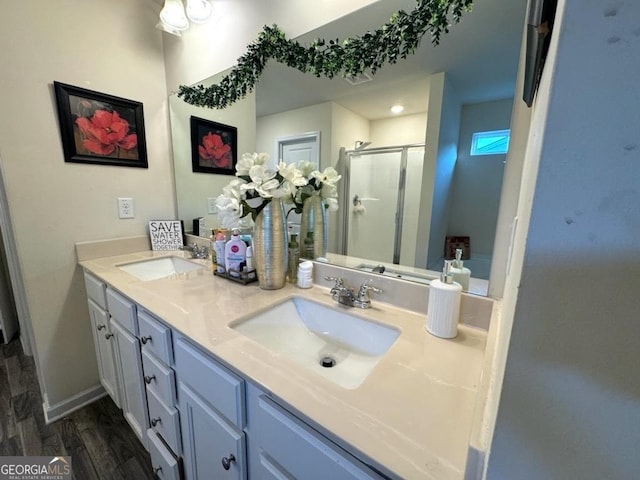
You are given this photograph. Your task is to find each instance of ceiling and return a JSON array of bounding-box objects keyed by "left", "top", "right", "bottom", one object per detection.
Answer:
[{"left": 255, "top": 0, "right": 528, "bottom": 120}]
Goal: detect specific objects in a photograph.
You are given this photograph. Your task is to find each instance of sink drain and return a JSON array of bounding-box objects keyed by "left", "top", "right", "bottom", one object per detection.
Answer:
[{"left": 320, "top": 356, "right": 336, "bottom": 368}]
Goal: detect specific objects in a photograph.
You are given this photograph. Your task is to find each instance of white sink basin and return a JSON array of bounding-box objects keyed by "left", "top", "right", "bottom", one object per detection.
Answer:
[
  {"left": 230, "top": 297, "right": 400, "bottom": 389},
  {"left": 118, "top": 256, "right": 205, "bottom": 281}
]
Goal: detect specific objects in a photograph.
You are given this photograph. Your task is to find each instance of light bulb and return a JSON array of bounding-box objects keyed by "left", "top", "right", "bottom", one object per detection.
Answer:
[
  {"left": 390, "top": 104, "right": 405, "bottom": 114},
  {"left": 186, "top": 0, "right": 213, "bottom": 24},
  {"left": 158, "top": 0, "right": 189, "bottom": 32}
]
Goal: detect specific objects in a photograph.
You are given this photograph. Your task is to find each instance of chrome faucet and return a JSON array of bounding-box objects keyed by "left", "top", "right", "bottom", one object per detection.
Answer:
[
  {"left": 325, "top": 277, "right": 382, "bottom": 309},
  {"left": 181, "top": 243, "right": 209, "bottom": 259}
]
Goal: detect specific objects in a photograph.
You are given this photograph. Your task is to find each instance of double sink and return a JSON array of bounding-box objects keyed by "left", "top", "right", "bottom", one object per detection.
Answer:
[{"left": 118, "top": 256, "right": 400, "bottom": 389}]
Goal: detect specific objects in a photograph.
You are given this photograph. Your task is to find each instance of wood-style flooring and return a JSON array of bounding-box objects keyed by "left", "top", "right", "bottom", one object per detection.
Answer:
[{"left": 0, "top": 337, "right": 155, "bottom": 479}]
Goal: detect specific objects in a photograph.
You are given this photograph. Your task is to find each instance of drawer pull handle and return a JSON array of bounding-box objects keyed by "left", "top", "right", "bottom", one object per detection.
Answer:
[
  {"left": 104, "top": 333, "right": 114, "bottom": 340},
  {"left": 144, "top": 375, "right": 156, "bottom": 385},
  {"left": 152, "top": 466, "right": 162, "bottom": 477},
  {"left": 141, "top": 335, "right": 152, "bottom": 345},
  {"left": 97, "top": 324, "right": 105, "bottom": 331},
  {"left": 221, "top": 453, "right": 236, "bottom": 471},
  {"left": 151, "top": 417, "right": 161, "bottom": 427}
]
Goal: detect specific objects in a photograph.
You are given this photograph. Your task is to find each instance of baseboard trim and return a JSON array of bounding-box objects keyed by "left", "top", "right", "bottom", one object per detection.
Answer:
[{"left": 42, "top": 384, "right": 107, "bottom": 424}]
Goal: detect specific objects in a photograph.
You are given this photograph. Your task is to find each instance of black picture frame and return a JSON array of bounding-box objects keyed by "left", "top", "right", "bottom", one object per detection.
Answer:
[
  {"left": 53, "top": 81, "right": 148, "bottom": 168},
  {"left": 190, "top": 116, "right": 237, "bottom": 175}
]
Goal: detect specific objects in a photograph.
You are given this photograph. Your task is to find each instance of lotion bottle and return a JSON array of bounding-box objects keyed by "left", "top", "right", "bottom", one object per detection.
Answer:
[
  {"left": 426, "top": 260, "right": 462, "bottom": 339},
  {"left": 224, "top": 229, "right": 247, "bottom": 277},
  {"left": 450, "top": 248, "right": 471, "bottom": 291}
]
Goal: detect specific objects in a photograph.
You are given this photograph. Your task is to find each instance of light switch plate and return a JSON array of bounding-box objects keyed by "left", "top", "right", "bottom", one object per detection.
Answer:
[
  {"left": 118, "top": 197, "right": 134, "bottom": 218},
  {"left": 207, "top": 197, "right": 217, "bottom": 214}
]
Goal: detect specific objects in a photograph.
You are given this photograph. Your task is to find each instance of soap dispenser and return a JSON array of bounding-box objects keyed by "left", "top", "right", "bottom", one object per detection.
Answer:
[
  {"left": 426, "top": 260, "right": 462, "bottom": 339},
  {"left": 450, "top": 248, "right": 471, "bottom": 291}
]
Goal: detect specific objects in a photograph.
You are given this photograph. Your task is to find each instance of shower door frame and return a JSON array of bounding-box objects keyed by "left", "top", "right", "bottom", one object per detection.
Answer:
[{"left": 341, "top": 143, "right": 425, "bottom": 264}]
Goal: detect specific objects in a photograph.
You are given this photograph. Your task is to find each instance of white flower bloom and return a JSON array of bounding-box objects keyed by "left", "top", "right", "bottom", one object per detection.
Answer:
[
  {"left": 312, "top": 166, "right": 342, "bottom": 186},
  {"left": 278, "top": 161, "right": 308, "bottom": 187},
  {"left": 215, "top": 194, "right": 242, "bottom": 228},
  {"left": 236, "top": 152, "right": 270, "bottom": 176},
  {"left": 245, "top": 196, "right": 264, "bottom": 209},
  {"left": 325, "top": 197, "right": 339, "bottom": 212},
  {"left": 222, "top": 178, "right": 245, "bottom": 200},
  {"left": 298, "top": 160, "right": 317, "bottom": 177},
  {"left": 241, "top": 165, "right": 281, "bottom": 198},
  {"left": 321, "top": 183, "right": 338, "bottom": 199}
]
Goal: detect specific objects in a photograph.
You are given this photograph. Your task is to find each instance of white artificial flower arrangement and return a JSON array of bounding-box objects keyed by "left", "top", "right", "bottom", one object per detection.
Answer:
[{"left": 215, "top": 153, "right": 341, "bottom": 229}]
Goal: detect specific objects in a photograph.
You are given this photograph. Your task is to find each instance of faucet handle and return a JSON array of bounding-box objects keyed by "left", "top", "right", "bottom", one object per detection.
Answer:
[
  {"left": 357, "top": 280, "right": 382, "bottom": 300},
  {"left": 324, "top": 276, "right": 344, "bottom": 288}
]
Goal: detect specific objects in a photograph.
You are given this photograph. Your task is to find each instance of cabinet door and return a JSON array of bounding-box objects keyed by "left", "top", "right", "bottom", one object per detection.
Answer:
[
  {"left": 87, "top": 299, "right": 120, "bottom": 408},
  {"left": 111, "top": 318, "right": 149, "bottom": 447},
  {"left": 252, "top": 393, "right": 383, "bottom": 480},
  {"left": 179, "top": 382, "right": 246, "bottom": 480}
]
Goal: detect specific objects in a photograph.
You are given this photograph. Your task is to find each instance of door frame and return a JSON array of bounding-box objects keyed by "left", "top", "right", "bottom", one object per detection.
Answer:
[
  {"left": 0, "top": 154, "right": 37, "bottom": 357},
  {"left": 273, "top": 131, "right": 320, "bottom": 169}
]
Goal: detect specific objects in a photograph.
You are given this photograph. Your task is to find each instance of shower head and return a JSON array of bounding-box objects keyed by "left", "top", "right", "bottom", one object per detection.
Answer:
[{"left": 354, "top": 140, "right": 371, "bottom": 150}]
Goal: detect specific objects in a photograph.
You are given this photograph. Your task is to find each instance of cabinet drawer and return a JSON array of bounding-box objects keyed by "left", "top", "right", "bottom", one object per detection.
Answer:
[
  {"left": 106, "top": 288, "right": 137, "bottom": 334},
  {"left": 84, "top": 272, "right": 107, "bottom": 309},
  {"left": 148, "top": 388, "right": 182, "bottom": 455},
  {"left": 142, "top": 348, "right": 177, "bottom": 408},
  {"left": 138, "top": 310, "right": 173, "bottom": 365},
  {"left": 254, "top": 394, "right": 382, "bottom": 480},
  {"left": 174, "top": 337, "right": 245, "bottom": 429},
  {"left": 147, "top": 429, "right": 181, "bottom": 480}
]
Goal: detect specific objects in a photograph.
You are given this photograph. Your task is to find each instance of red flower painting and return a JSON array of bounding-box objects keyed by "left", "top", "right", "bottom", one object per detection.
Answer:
[
  {"left": 199, "top": 132, "right": 232, "bottom": 168},
  {"left": 75, "top": 109, "right": 138, "bottom": 157}
]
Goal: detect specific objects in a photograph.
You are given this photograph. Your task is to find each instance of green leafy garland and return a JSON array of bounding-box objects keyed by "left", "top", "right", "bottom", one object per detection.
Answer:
[{"left": 178, "top": 0, "right": 473, "bottom": 109}]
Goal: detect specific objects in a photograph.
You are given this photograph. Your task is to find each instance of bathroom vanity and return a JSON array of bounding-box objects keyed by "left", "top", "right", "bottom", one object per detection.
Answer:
[{"left": 78, "top": 243, "right": 494, "bottom": 479}]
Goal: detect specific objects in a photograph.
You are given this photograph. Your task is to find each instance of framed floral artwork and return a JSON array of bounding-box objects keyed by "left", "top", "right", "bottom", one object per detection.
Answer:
[
  {"left": 190, "top": 116, "right": 237, "bottom": 175},
  {"left": 53, "top": 81, "right": 148, "bottom": 168}
]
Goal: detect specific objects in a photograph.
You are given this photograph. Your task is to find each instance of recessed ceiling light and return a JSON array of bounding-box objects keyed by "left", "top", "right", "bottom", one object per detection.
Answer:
[{"left": 390, "top": 104, "right": 404, "bottom": 114}]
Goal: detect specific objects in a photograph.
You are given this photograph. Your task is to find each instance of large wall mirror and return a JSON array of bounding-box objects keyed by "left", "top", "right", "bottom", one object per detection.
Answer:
[{"left": 170, "top": 0, "right": 528, "bottom": 296}]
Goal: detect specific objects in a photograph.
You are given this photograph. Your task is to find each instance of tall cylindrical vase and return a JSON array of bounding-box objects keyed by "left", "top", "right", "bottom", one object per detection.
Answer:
[
  {"left": 299, "top": 195, "right": 327, "bottom": 260},
  {"left": 253, "top": 198, "right": 288, "bottom": 290}
]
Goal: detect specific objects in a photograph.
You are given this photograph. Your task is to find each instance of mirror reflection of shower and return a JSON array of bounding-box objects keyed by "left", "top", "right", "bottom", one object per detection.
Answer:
[{"left": 342, "top": 144, "right": 425, "bottom": 266}]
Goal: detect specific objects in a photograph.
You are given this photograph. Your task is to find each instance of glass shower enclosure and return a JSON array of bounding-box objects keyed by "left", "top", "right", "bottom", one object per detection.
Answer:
[{"left": 341, "top": 144, "right": 425, "bottom": 267}]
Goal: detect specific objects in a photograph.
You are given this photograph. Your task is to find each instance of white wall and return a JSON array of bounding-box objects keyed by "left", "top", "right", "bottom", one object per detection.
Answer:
[
  {"left": 0, "top": 0, "right": 173, "bottom": 409},
  {"left": 370, "top": 112, "right": 427, "bottom": 146},
  {"left": 256, "top": 102, "right": 332, "bottom": 168},
  {"left": 425, "top": 74, "right": 462, "bottom": 270},
  {"left": 487, "top": 0, "right": 640, "bottom": 478},
  {"left": 449, "top": 99, "right": 512, "bottom": 257},
  {"left": 170, "top": 73, "right": 256, "bottom": 232},
  {"left": 162, "top": 0, "right": 380, "bottom": 90}
]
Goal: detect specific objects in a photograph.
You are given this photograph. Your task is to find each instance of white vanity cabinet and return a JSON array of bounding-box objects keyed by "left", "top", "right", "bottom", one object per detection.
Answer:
[
  {"left": 82, "top": 272, "right": 392, "bottom": 479},
  {"left": 106, "top": 287, "right": 150, "bottom": 447},
  {"left": 84, "top": 273, "right": 121, "bottom": 408},
  {"left": 174, "top": 336, "right": 247, "bottom": 480}
]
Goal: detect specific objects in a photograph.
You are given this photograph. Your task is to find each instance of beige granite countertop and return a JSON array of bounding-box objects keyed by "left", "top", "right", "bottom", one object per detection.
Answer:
[{"left": 79, "top": 249, "right": 489, "bottom": 479}]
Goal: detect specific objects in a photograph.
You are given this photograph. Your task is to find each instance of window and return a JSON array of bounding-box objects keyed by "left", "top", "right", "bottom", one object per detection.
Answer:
[{"left": 470, "top": 129, "right": 510, "bottom": 156}]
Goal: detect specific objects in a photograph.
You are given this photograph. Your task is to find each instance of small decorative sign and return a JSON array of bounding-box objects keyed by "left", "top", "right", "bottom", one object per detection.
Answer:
[{"left": 149, "top": 220, "right": 184, "bottom": 251}]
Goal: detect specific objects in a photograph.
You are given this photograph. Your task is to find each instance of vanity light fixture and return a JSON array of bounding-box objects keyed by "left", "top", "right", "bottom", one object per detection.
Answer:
[
  {"left": 390, "top": 104, "right": 405, "bottom": 114},
  {"left": 156, "top": 0, "right": 213, "bottom": 36}
]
